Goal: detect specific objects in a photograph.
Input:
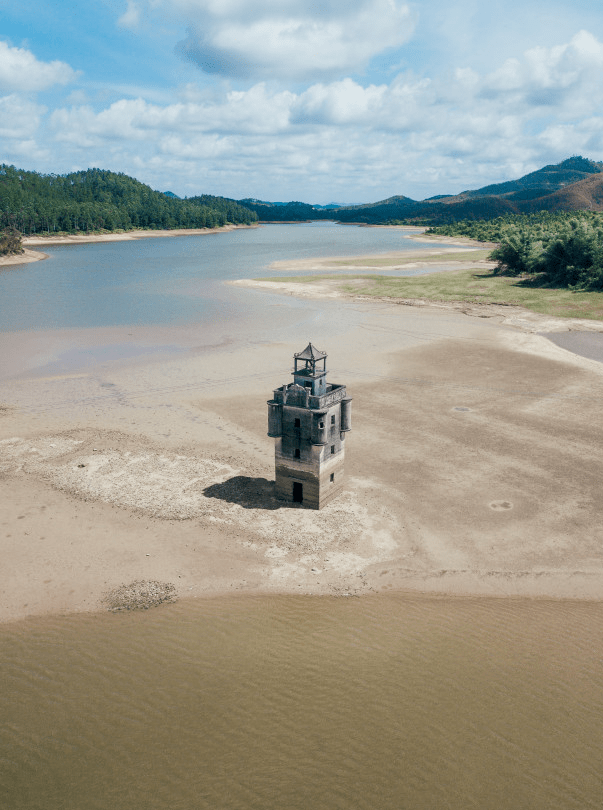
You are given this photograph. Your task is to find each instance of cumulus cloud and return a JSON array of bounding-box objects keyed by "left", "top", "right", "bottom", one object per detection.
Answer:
[
  {"left": 22, "top": 29, "right": 603, "bottom": 200},
  {"left": 50, "top": 84, "right": 295, "bottom": 146},
  {"left": 51, "top": 31, "right": 603, "bottom": 137},
  {"left": 0, "top": 95, "right": 46, "bottom": 138},
  {"left": 170, "top": 0, "right": 414, "bottom": 80},
  {"left": 0, "top": 41, "right": 76, "bottom": 92},
  {"left": 481, "top": 31, "right": 603, "bottom": 111}
]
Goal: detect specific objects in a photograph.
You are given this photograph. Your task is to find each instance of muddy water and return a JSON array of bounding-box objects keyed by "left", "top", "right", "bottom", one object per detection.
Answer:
[{"left": 2, "top": 594, "right": 603, "bottom": 810}]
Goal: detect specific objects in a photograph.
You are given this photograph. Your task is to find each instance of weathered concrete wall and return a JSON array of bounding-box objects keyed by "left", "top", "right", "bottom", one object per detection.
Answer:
[{"left": 275, "top": 453, "right": 346, "bottom": 509}]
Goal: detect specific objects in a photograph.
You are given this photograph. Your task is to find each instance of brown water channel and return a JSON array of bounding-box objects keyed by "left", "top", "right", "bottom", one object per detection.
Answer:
[{"left": 2, "top": 593, "right": 603, "bottom": 810}]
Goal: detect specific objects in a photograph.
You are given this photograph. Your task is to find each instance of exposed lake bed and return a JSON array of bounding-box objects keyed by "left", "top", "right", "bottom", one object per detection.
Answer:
[{"left": 2, "top": 224, "right": 603, "bottom": 618}]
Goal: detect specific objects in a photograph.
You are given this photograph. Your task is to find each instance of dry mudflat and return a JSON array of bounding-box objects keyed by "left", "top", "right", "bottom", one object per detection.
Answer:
[{"left": 2, "top": 264, "right": 603, "bottom": 622}]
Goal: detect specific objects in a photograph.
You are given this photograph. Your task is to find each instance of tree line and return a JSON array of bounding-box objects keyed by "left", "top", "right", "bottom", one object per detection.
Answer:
[
  {"left": 0, "top": 165, "right": 258, "bottom": 236},
  {"left": 427, "top": 211, "right": 603, "bottom": 290}
]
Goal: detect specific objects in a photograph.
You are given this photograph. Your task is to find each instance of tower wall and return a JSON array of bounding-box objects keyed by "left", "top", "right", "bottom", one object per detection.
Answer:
[{"left": 274, "top": 440, "right": 346, "bottom": 509}]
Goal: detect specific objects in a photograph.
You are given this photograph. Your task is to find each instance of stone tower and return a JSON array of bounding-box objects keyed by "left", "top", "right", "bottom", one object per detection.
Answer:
[{"left": 267, "top": 343, "right": 352, "bottom": 509}]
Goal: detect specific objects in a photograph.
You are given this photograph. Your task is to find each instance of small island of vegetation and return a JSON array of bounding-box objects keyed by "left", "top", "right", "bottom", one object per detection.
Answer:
[{"left": 0, "top": 227, "right": 23, "bottom": 257}]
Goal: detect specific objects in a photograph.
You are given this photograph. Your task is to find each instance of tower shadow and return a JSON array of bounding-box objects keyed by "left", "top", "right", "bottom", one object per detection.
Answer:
[{"left": 202, "top": 476, "right": 301, "bottom": 510}]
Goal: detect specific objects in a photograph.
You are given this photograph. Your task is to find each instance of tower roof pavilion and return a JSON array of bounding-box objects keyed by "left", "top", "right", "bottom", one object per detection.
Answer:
[
  {"left": 293, "top": 342, "right": 327, "bottom": 378},
  {"left": 294, "top": 342, "right": 326, "bottom": 362}
]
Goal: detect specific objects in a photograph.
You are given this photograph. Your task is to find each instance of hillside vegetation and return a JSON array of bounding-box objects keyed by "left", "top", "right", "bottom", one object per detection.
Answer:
[
  {"left": 0, "top": 165, "right": 257, "bottom": 235},
  {"left": 428, "top": 210, "right": 603, "bottom": 290}
]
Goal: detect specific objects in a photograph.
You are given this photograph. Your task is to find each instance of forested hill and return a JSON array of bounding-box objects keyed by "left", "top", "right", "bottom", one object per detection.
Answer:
[
  {"left": 0, "top": 166, "right": 258, "bottom": 234},
  {"left": 238, "top": 199, "right": 332, "bottom": 221}
]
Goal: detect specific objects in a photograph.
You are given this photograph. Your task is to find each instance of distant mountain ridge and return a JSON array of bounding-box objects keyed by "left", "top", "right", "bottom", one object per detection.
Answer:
[
  {"left": 457, "top": 156, "right": 603, "bottom": 200},
  {"left": 238, "top": 157, "right": 603, "bottom": 224}
]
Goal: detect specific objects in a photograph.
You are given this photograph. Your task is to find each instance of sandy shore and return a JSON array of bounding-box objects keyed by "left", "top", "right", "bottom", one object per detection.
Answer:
[
  {"left": 22, "top": 223, "right": 257, "bottom": 247},
  {"left": 3, "top": 253, "right": 603, "bottom": 621},
  {"left": 0, "top": 248, "right": 49, "bottom": 267}
]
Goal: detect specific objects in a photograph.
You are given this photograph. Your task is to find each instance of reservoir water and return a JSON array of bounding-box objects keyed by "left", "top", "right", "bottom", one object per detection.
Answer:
[
  {"left": 0, "top": 223, "right": 440, "bottom": 333},
  {"left": 1, "top": 223, "right": 452, "bottom": 379}
]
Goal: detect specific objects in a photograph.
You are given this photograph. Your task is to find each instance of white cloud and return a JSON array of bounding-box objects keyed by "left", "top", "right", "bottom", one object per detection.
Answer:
[
  {"left": 0, "top": 41, "right": 76, "bottom": 92},
  {"left": 12, "top": 28, "right": 603, "bottom": 201},
  {"left": 481, "top": 31, "right": 603, "bottom": 111},
  {"left": 50, "top": 85, "right": 295, "bottom": 146},
  {"left": 118, "top": 0, "right": 142, "bottom": 29},
  {"left": 0, "top": 95, "right": 46, "bottom": 138},
  {"left": 168, "top": 0, "right": 415, "bottom": 80},
  {"left": 46, "top": 26, "right": 603, "bottom": 197}
]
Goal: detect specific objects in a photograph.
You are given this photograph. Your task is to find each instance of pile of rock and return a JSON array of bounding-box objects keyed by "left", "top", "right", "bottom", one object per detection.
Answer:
[{"left": 101, "top": 580, "right": 177, "bottom": 612}]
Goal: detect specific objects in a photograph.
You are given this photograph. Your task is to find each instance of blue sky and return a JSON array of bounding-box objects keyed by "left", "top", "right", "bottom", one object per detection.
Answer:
[{"left": 1, "top": 0, "right": 603, "bottom": 203}]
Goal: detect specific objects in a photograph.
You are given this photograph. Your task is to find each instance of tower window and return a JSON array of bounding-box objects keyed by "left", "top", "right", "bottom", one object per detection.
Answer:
[
  {"left": 330, "top": 445, "right": 335, "bottom": 454},
  {"left": 330, "top": 473, "right": 335, "bottom": 482},
  {"left": 294, "top": 418, "right": 300, "bottom": 427},
  {"left": 331, "top": 415, "right": 335, "bottom": 425},
  {"left": 294, "top": 448, "right": 300, "bottom": 459},
  {"left": 318, "top": 421, "right": 324, "bottom": 429}
]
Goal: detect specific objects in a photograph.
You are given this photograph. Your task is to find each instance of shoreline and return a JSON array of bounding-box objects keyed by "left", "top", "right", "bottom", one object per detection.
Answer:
[
  {"left": 22, "top": 222, "right": 258, "bottom": 246},
  {"left": 232, "top": 276, "right": 603, "bottom": 337},
  {"left": 3, "top": 234, "right": 603, "bottom": 622},
  {"left": 0, "top": 223, "right": 259, "bottom": 266}
]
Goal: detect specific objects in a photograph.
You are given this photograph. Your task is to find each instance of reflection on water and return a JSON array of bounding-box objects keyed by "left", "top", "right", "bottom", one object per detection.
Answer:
[{"left": 2, "top": 593, "right": 603, "bottom": 810}]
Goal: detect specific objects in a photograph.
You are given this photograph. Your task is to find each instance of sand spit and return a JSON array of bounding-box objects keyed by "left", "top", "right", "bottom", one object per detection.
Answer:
[
  {"left": 0, "top": 249, "right": 49, "bottom": 267},
  {"left": 232, "top": 276, "right": 603, "bottom": 336}
]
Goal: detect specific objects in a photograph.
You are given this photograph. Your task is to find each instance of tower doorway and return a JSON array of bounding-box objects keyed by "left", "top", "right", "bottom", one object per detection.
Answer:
[{"left": 292, "top": 482, "right": 303, "bottom": 503}]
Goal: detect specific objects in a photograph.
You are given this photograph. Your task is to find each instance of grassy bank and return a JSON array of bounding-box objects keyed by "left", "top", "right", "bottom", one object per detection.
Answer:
[
  {"left": 328, "top": 249, "right": 493, "bottom": 267},
  {"left": 261, "top": 267, "right": 603, "bottom": 320}
]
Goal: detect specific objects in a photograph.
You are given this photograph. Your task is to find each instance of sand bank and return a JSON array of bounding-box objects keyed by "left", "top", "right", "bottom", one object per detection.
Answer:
[
  {"left": 263, "top": 244, "right": 494, "bottom": 275},
  {"left": 233, "top": 275, "right": 603, "bottom": 336},
  {"left": 3, "top": 278, "right": 603, "bottom": 623},
  {"left": 0, "top": 248, "right": 49, "bottom": 267}
]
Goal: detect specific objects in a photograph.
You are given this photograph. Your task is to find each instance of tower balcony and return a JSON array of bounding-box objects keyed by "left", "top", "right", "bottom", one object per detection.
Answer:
[{"left": 272, "top": 382, "right": 348, "bottom": 410}]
